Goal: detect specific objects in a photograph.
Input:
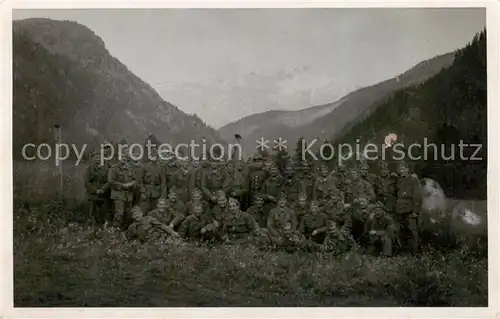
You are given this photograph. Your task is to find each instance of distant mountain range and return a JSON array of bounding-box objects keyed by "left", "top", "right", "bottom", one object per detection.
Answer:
[
  {"left": 13, "top": 18, "right": 224, "bottom": 159},
  {"left": 218, "top": 52, "right": 455, "bottom": 155}
]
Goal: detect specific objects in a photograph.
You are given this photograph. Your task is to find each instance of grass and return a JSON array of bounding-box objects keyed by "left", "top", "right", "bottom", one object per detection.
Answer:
[{"left": 13, "top": 197, "right": 488, "bottom": 307}]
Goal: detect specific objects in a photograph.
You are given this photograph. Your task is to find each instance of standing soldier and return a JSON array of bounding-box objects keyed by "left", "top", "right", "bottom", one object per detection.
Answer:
[
  {"left": 365, "top": 202, "right": 398, "bottom": 257},
  {"left": 346, "top": 169, "right": 376, "bottom": 204},
  {"left": 297, "top": 160, "right": 314, "bottom": 199},
  {"left": 108, "top": 153, "right": 137, "bottom": 229},
  {"left": 161, "top": 158, "right": 178, "bottom": 198},
  {"left": 313, "top": 162, "right": 339, "bottom": 203},
  {"left": 140, "top": 148, "right": 164, "bottom": 213},
  {"left": 189, "top": 160, "right": 206, "bottom": 201},
  {"left": 324, "top": 192, "right": 351, "bottom": 230},
  {"left": 375, "top": 162, "right": 399, "bottom": 215},
  {"left": 246, "top": 153, "right": 268, "bottom": 207},
  {"left": 293, "top": 193, "right": 309, "bottom": 226},
  {"left": 170, "top": 160, "right": 191, "bottom": 204},
  {"left": 262, "top": 165, "right": 284, "bottom": 205},
  {"left": 283, "top": 164, "right": 305, "bottom": 205},
  {"left": 201, "top": 160, "right": 227, "bottom": 205},
  {"left": 395, "top": 163, "right": 422, "bottom": 254},
  {"left": 85, "top": 151, "right": 111, "bottom": 225},
  {"left": 223, "top": 161, "right": 246, "bottom": 205}
]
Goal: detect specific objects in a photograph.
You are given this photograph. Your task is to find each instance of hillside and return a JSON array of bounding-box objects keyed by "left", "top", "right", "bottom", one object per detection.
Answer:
[
  {"left": 331, "top": 30, "right": 487, "bottom": 200},
  {"left": 218, "top": 52, "right": 455, "bottom": 154},
  {"left": 13, "top": 18, "right": 224, "bottom": 159}
]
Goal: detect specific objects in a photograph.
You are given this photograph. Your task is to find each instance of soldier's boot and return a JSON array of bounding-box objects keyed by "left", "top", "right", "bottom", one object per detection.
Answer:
[
  {"left": 112, "top": 200, "right": 125, "bottom": 229},
  {"left": 381, "top": 235, "right": 393, "bottom": 257}
]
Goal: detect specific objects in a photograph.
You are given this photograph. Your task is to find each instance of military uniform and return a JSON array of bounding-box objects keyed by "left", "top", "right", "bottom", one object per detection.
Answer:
[
  {"left": 222, "top": 167, "right": 246, "bottom": 203},
  {"left": 149, "top": 199, "right": 185, "bottom": 229},
  {"left": 247, "top": 167, "right": 267, "bottom": 206},
  {"left": 299, "top": 204, "right": 331, "bottom": 242},
  {"left": 349, "top": 198, "right": 372, "bottom": 243},
  {"left": 140, "top": 160, "right": 165, "bottom": 213},
  {"left": 262, "top": 174, "right": 284, "bottom": 203},
  {"left": 364, "top": 203, "right": 398, "bottom": 256},
  {"left": 247, "top": 200, "right": 268, "bottom": 228},
  {"left": 313, "top": 176, "right": 339, "bottom": 203},
  {"left": 375, "top": 170, "right": 398, "bottom": 215},
  {"left": 221, "top": 210, "right": 261, "bottom": 244},
  {"left": 201, "top": 167, "right": 226, "bottom": 204},
  {"left": 266, "top": 204, "right": 298, "bottom": 245},
  {"left": 395, "top": 168, "right": 422, "bottom": 253},
  {"left": 322, "top": 223, "right": 358, "bottom": 255},
  {"left": 108, "top": 161, "right": 136, "bottom": 228},
  {"left": 126, "top": 208, "right": 180, "bottom": 243},
  {"left": 284, "top": 175, "right": 305, "bottom": 205},
  {"left": 85, "top": 155, "right": 111, "bottom": 225}
]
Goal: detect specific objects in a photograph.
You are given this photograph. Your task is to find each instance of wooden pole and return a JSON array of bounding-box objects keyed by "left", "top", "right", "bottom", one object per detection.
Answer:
[{"left": 54, "top": 124, "right": 63, "bottom": 198}]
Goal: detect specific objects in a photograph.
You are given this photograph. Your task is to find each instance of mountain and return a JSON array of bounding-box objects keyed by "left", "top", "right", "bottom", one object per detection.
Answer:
[
  {"left": 218, "top": 52, "right": 455, "bottom": 155},
  {"left": 331, "top": 30, "right": 486, "bottom": 200},
  {"left": 13, "top": 18, "right": 224, "bottom": 160}
]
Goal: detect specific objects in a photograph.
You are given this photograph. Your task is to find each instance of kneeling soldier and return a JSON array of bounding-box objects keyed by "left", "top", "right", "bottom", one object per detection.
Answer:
[
  {"left": 364, "top": 202, "right": 398, "bottom": 257},
  {"left": 126, "top": 206, "right": 181, "bottom": 243}
]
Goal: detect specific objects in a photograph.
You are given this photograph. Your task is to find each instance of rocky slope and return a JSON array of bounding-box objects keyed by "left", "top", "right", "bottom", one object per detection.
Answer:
[{"left": 13, "top": 18, "right": 224, "bottom": 160}]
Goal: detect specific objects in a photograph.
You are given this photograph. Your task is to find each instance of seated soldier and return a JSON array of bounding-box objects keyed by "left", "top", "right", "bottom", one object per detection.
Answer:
[
  {"left": 266, "top": 192, "right": 298, "bottom": 247},
  {"left": 324, "top": 191, "right": 351, "bottom": 230},
  {"left": 126, "top": 206, "right": 181, "bottom": 243},
  {"left": 321, "top": 220, "right": 359, "bottom": 255},
  {"left": 246, "top": 193, "right": 268, "bottom": 228},
  {"left": 220, "top": 197, "right": 264, "bottom": 245},
  {"left": 148, "top": 190, "right": 185, "bottom": 230},
  {"left": 299, "top": 200, "right": 330, "bottom": 243},
  {"left": 349, "top": 197, "right": 372, "bottom": 244},
  {"left": 178, "top": 202, "right": 215, "bottom": 240},
  {"left": 364, "top": 202, "right": 398, "bottom": 257},
  {"left": 184, "top": 188, "right": 211, "bottom": 216},
  {"left": 200, "top": 190, "right": 229, "bottom": 241},
  {"left": 281, "top": 221, "right": 322, "bottom": 252}
]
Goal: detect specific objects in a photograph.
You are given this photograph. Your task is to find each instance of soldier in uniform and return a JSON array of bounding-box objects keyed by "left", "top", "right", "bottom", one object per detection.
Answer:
[
  {"left": 223, "top": 161, "right": 246, "bottom": 205},
  {"left": 359, "top": 161, "right": 377, "bottom": 184},
  {"left": 345, "top": 169, "right": 376, "bottom": 204},
  {"left": 321, "top": 221, "right": 359, "bottom": 255},
  {"left": 266, "top": 192, "right": 298, "bottom": 246},
  {"left": 202, "top": 190, "right": 230, "bottom": 241},
  {"left": 108, "top": 152, "right": 137, "bottom": 229},
  {"left": 201, "top": 160, "right": 227, "bottom": 205},
  {"left": 293, "top": 192, "right": 309, "bottom": 226},
  {"left": 184, "top": 187, "right": 211, "bottom": 217},
  {"left": 149, "top": 189, "right": 185, "bottom": 230},
  {"left": 126, "top": 206, "right": 181, "bottom": 243},
  {"left": 140, "top": 148, "right": 164, "bottom": 214},
  {"left": 395, "top": 163, "right": 422, "bottom": 254},
  {"left": 262, "top": 165, "right": 284, "bottom": 204},
  {"left": 324, "top": 192, "right": 351, "bottom": 230},
  {"left": 169, "top": 160, "right": 191, "bottom": 204},
  {"left": 85, "top": 151, "right": 111, "bottom": 225},
  {"left": 283, "top": 164, "right": 305, "bottom": 205},
  {"left": 246, "top": 193, "right": 268, "bottom": 228},
  {"left": 221, "top": 198, "right": 263, "bottom": 245},
  {"left": 349, "top": 197, "right": 372, "bottom": 244},
  {"left": 364, "top": 202, "right": 398, "bottom": 256},
  {"left": 299, "top": 200, "right": 331, "bottom": 243},
  {"left": 296, "top": 160, "right": 314, "bottom": 199},
  {"left": 374, "top": 162, "right": 399, "bottom": 215},
  {"left": 178, "top": 202, "right": 214, "bottom": 240},
  {"left": 246, "top": 153, "right": 268, "bottom": 207},
  {"left": 313, "top": 163, "right": 339, "bottom": 203}
]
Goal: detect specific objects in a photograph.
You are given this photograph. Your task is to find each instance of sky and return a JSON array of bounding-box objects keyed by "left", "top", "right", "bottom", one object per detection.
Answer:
[{"left": 13, "top": 8, "right": 485, "bottom": 129}]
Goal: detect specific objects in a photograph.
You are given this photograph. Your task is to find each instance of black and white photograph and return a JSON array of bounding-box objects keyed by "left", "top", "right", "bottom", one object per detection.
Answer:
[{"left": 8, "top": 4, "right": 493, "bottom": 310}]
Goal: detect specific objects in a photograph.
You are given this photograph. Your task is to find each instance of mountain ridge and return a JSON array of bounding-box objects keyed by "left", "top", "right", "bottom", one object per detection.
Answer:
[{"left": 13, "top": 18, "right": 224, "bottom": 159}]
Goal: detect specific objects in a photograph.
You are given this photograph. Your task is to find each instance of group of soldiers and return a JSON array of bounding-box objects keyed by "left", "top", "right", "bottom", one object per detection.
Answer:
[{"left": 85, "top": 143, "right": 423, "bottom": 256}]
